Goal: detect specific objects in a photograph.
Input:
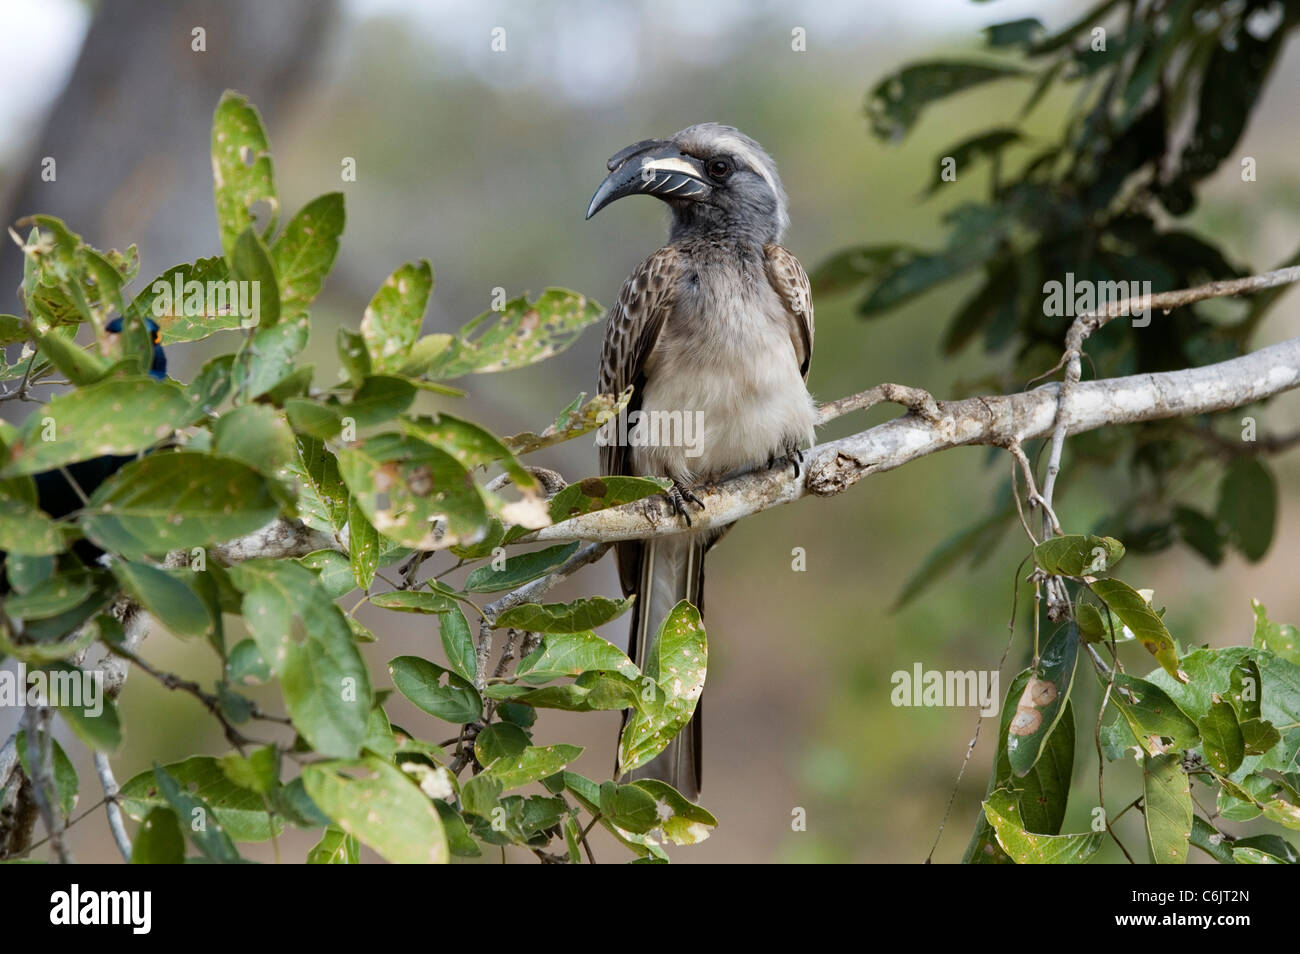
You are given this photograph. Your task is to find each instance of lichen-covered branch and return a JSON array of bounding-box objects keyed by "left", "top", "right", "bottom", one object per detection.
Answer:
[{"left": 527, "top": 334, "right": 1300, "bottom": 544}]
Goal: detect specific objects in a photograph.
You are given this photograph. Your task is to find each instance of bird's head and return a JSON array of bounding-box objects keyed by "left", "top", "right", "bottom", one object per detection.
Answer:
[
  {"left": 586, "top": 123, "right": 789, "bottom": 245},
  {"left": 106, "top": 316, "right": 167, "bottom": 380}
]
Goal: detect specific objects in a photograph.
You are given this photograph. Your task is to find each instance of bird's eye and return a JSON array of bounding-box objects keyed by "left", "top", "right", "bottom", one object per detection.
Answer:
[{"left": 705, "top": 157, "right": 732, "bottom": 181}]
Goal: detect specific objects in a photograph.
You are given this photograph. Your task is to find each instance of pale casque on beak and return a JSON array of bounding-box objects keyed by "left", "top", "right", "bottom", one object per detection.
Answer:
[{"left": 585, "top": 139, "right": 713, "bottom": 219}]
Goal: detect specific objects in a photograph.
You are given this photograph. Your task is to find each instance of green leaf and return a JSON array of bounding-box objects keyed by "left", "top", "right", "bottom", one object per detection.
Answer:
[
  {"left": 0, "top": 313, "right": 27, "bottom": 346},
  {"left": 306, "top": 826, "right": 359, "bottom": 864},
  {"left": 548, "top": 475, "right": 670, "bottom": 523},
  {"left": 0, "top": 493, "right": 64, "bottom": 555},
  {"left": 1228, "top": 658, "right": 1263, "bottom": 721},
  {"left": 40, "top": 662, "right": 121, "bottom": 752},
  {"left": 1198, "top": 699, "right": 1245, "bottom": 776},
  {"left": 228, "top": 560, "right": 371, "bottom": 758},
  {"left": 809, "top": 244, "right": 913, "bottom": 298},
  {"left": 1017, "top": 702, "right": 1075, "bottom": 836},
  {"left": 302, "top": 757, "right": 448, "bottom": 864},
  {"left": 342, "top": 375, "right": 416, "bottom": 428},
  {"left": 438, "top": 605, "right": 477, "bottom": 683},
  {"left": 212, "top": 91, "right": 278, "bottom": 262},
  {"left": 272, "top": 192, "right": 344, "bottom": 323},
  {"left": 510, "top": 670, "right": 643, "bottom": 712},
  {"left": 361, "top": 261, "right": 432, "bottom": 372},
  {"left": 618, "top": 601, "right": 707, "bottom": 775},
  {"left": 401, "top": 412, "right": 538, "bottom": 494},
  {"left": 130, "top": 807, "right": 185, "bottom": 864},
  {"left": 1252, "top": 599, "right": 1299, "bottom": 665},
  {"left": 1173, "top": 505, "right": 1225, "bottom": 565},
  {"left": 867, "top": 60, "right": 1027, "bottom": 140},
  {"left": 982, "top": 789, "right": 1102, "bottom": 864},
  {"left": 2, "top": 551, "right": 53, "bottom": 592},
  {"left": 233, "top": 317, "right": 308, "bottom": 400},
  {"left": 516, "top": 630, "right": 640, "bottom": 684},
  {"left": 228, "top": 227, "right": 280, "bottom": 329},
  {"left": 188, "top": 354, "right": 236, "bottom": 417},
  {"left": 504, "top": 389, "right": 633, "bottom": 456},
  {"left": 598, "top": 780, "right": 662, "bottom": 834},
  {"left": 131, "top": 257, "right": 239, "bottom": 344},
  {"left": 284, "top": 397, "right": 344, "bottom": 440},
  {"left": 984, "top": 17, "right": 1045, "bottom": 48},
  {"left": 111, "top": 560, "right": 213, "bottom": 638},
  {"left": 213, "top": 404, "right": 297, "bottom": 490},
  {"left": 337, "top": 327, "right": 370, "bottom": 387},
  {"left": 858, "top": 247, "right": 991, "bottom": 316},
  {"left": 422, "top": 289, "right": 602, "bottom": 379},
  {"left": 151, "top": 762, "right": 241, "bottom": 862},
  {"left": 1032, "top": 534, "right": 1124, "bottom": 577},
  {"left": 1091, "top": 579, "right": 1185, "bottom": 683},
  {"left": 388, "top": 656, "right": 482, "bottom": 724},
  {"left": 1188, "top": 815, "right": 1236, "bottom": 863},
  {"left": 218, "top": 746, "right": 279, "bottom": 796},
  {"left": 287, "top": 435, "right": 349, "bottom": 535},
  {"left": 81, "top": 452, "right": 280, "bottom": 559},
  {"left": 1145, "top": 645, "right": 1300, "bottom": 775},
  {"left": 2, "top": 575, "right": 92, "bottom": 620},
  {"left": 1232, "top": 834, "right": 1299, "bottom": 864},
  {"left": 924, "top": 128, "right": 1022, "bottom": 195},
  {"left": 119, "top": 755, "right": 283, "bottom": 842},
  {"left": 1240, "top": 718, "right": 1281, "bottom": 757},
  {"left": 1007, "top": 622, "right": 1078, "bottom": 777},
  {"left": 348, "top": 497, "right": 379, "bottom": 589},
  {"left": 630, "top": 778, "right": 716, "bottom": 845},
  {"left": 338, "top": 432, "right": 488, "bottom": 550},
  {"left": 1217, "top": 458, "right": 1277, "bottom": 561},
  {"left": 495, "top": 596, "right": 633, "bottom": 634},
  {"left": 484, "top": 743, "right": 583, "bottom": 791},
  {"left": 460, "top": 773, "right": 503, "bottom": 818},
  {"left": 1109, "top": 673, "right": 1200, "bottom": 749},
  {"left": 14, "top": 730, "right": 78, "bottom": 818},
  {"left": 1143, "top": 753, "right": 1192, "bottom": 864},
  {"left": 3, "top": 377, "right": 192, "bottom": 476},
  {"left": 299, "top": 549, "right": 353, "bottom": 598},
  {"left": 369, "top": 588, "right": 459, "bottom": 613},
  {"left": 465, "top": 541, "right": 579, "bottom": 593}
]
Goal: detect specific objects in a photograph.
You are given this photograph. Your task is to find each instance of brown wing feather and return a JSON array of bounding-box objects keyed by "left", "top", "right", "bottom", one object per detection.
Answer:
[
  {"left": 597, "top": 246, "right": 683, "bottom": 595},
  {"left": 762, "top": 243, "right": 814, "bottom": 379}
]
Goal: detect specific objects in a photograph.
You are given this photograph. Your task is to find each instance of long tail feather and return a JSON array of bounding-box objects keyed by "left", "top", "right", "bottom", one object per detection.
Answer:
[{"left": 624, "top": 533, "right": 707, "bottom": 799}]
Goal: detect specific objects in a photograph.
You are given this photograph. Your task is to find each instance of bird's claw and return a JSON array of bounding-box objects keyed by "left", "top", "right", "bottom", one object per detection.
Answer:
[
  {"left": 665, "top": 480, "right": 704, "bottom": 526},
  {"left": 771, "top": 442, "right": 805, "bottom": 479}
]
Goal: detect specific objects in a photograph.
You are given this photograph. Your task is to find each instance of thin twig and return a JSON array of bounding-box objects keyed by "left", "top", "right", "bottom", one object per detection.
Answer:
[{"left": 93, "top": 752, "right": 132, "bottom": 862}]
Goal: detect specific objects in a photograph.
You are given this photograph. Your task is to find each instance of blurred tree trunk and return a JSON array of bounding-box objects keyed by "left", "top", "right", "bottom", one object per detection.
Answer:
[{"left": 1, "top": 0, "right": 337, "bottom": 301}]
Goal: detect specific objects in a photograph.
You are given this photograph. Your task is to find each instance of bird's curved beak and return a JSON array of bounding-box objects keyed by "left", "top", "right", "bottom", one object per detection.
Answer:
[{"left": 586, "top": 140, "right": 711, "bottom": 219}]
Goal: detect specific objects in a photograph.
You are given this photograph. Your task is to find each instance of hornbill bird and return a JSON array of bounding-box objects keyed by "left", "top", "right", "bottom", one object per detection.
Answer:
[
  {"left": 2, "top": 317, "right": 167, "bottom": 582},
  {"left": 586, "top": 124, "right": 816, "bottom": 799}
]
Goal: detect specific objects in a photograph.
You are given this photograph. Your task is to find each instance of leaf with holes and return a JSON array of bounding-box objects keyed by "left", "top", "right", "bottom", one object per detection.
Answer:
[
  {"left": 361, "top": 261, "right": 432, "bottom": 372},
  {"left": 212, "top": 91, "right": 278, "bottom": 262},
  {"left": 1091, "top": 579, "right": 1185, "bottom": 683},
  {"left": 338, "top": 432, "right": 488, "bottom": 550},
  {"left": 422, "top": 289, "right": 602, "bottom": 379},
  {"left": 302, "top": 757, "right": 447, "bottom": 864}
]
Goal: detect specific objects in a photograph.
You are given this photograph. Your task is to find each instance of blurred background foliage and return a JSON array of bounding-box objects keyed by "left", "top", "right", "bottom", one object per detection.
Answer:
[{"left": 2, "top": 0, "right": 1299, "bottom": 862}]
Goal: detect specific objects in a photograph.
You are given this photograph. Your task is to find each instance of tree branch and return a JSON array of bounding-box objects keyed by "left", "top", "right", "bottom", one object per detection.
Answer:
[{"left": 524, "top": 334, "right": 1300, "bottom": 544}]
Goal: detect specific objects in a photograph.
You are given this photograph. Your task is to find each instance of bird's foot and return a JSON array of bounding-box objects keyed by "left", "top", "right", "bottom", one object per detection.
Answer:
[
  {"left": 665, "top": 480, "right": 705, "bottom": 526},
  {"left": 770, "top": 441, "right": 805, "bottom": 479}
]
